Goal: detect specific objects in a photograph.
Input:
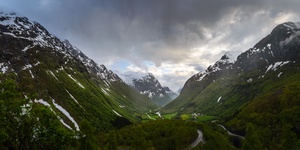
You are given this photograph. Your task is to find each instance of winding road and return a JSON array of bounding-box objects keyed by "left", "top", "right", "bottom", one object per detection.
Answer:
[
  {"left": 218, "top": 124, "right": 244, "bottom": 139},
  {"left": 189, "top": 130, "right": 205, "bottom": 149}
]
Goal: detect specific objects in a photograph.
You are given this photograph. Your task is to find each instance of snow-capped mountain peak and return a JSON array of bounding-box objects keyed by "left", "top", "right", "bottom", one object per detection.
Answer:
[
  {"left": 119, "top": 71, "right": 149, "bottom": 86},
  {"left": 0, "top": 11, "right": 66, "bottom": 52},
  {"left": 194, "top": 51, "right": 240, "bottom": 82},
  {"left": 221, "top": 51, "right": 241, "bottom": 64},
  {"left": 0, "top": 11, "right": 120, "bottom": 85},
  {"left": 63, "top": 39, "right": 81, "bottom": 52},
  {"left": 118, "top": 71, "right": 177, "bottom": 106}
]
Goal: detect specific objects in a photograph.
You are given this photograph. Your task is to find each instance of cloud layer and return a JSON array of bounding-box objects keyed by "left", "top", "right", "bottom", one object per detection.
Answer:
[{"left": 1, "top": 0, "right": 300, "bottom": 90}]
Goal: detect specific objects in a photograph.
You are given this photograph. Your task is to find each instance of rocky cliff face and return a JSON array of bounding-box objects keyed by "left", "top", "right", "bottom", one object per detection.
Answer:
[{"left": 236, "top": 22, "right": 300, "bottom": 71}]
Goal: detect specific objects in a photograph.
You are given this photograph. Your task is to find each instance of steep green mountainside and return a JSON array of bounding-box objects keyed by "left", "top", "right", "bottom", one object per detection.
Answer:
[
  {"left": 226, "top": 67, "right": 300, "bottom": 149},
  {"left": 162, "top": 51, "right": 238, "bottom": 113},
  {"left": 0, "top": 12, "right": 157, "bottom": 135}
]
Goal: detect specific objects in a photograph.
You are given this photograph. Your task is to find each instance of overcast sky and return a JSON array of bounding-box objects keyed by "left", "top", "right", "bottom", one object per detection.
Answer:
[{"left": 1, "top": 0, "right": 300, "bottom": 91}]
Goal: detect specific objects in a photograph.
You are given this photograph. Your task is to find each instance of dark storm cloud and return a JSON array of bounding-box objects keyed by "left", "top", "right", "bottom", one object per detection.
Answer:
[
  {"left": 0, "top": 0, "right": 267, "bottom": 63},
  {"left": 1, "top": 0, "right": 300, "bottom": 90}
]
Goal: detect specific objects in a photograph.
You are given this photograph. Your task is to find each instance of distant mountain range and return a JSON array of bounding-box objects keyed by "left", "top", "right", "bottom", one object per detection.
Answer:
[{"left": 118, "top": 71, "right": 177, "bottom": 106}]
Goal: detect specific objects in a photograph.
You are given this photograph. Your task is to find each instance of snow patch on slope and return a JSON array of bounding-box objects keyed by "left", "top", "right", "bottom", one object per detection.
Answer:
[
  {"left": 140, "top": 90, "right": 155, "bottom": 98},
  {"left": 47, "top": 70, "right": 59, "bottom": 81},
  {"left": 22, "top": 64, "right": 34, "bottom": 78},
  {"left": 28, "top": 70, "right": 34, "bottom": 78},
  {"left": 52, "top": 98, "right": 80, "bottom": 131},
  {"left": 68, "top": 74, "right": 85, "bottom": 89},
  {"left": 217, "top": 96, "right": 222, "bottom": 103},
  {"left": 34, "top": 99, "right": 73, "bottom": 130},
  {"left": 101, "top": 88, "right": 110, "bottom": 96},
  {"left": 265, "top": 61, "right": 290, "bottom": 73},
  {"left": 22, "top": 45, "right": 32, "bottom": 52},
  {"left": 277, "top": 72, "right": 283, "bottom": 78},
  {"left": 0, "top": 63, "right": 8, "bottom": 73},
  {"left": 112, "top": 110, "right": 122, "bottom": 117},
  {"left": 196, "top": 71, "right": 208, "bottom": 81},
  {"left": 65, "top": 89, "right": 84, "bottom": 110}
]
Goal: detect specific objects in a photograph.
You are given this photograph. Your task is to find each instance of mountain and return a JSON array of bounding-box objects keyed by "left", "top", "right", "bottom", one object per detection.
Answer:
[
  {"left": 119, "top": 71, "right": 177, "bottom": 106},
  {"left": 0, "top": 11, "right": 158, "bottom": 148},
  {"left": 162, "top": 86, "right": 178, "bottom": 100},
  {"left": 162, "top": 22, "right": 300, "bottom": 148},
  {"left": 163, "top": 22, "right": 300, "bottom": 115},
  {"left": 162, "top": 51, "right": 241, "bottom": 113}
]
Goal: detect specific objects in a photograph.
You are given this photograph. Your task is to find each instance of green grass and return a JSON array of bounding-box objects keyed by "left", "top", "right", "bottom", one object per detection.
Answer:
[
  {"left": 196, "top": 115, "right": 217, "bottom": 122},
  {"left": 180, "top": 114, "right": 192, "bottom": 120},
  {"left": 162, "top": 113, "right": 178, "bottom": 119}
]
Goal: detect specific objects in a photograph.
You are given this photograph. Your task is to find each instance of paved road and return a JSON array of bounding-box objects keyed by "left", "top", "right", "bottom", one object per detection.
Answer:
[
  {"left": 218, "top": 124, "right": 244, "bottom": 139},
  {"left": 189, "top": 130, "right": 205, "bottom": 149}
]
